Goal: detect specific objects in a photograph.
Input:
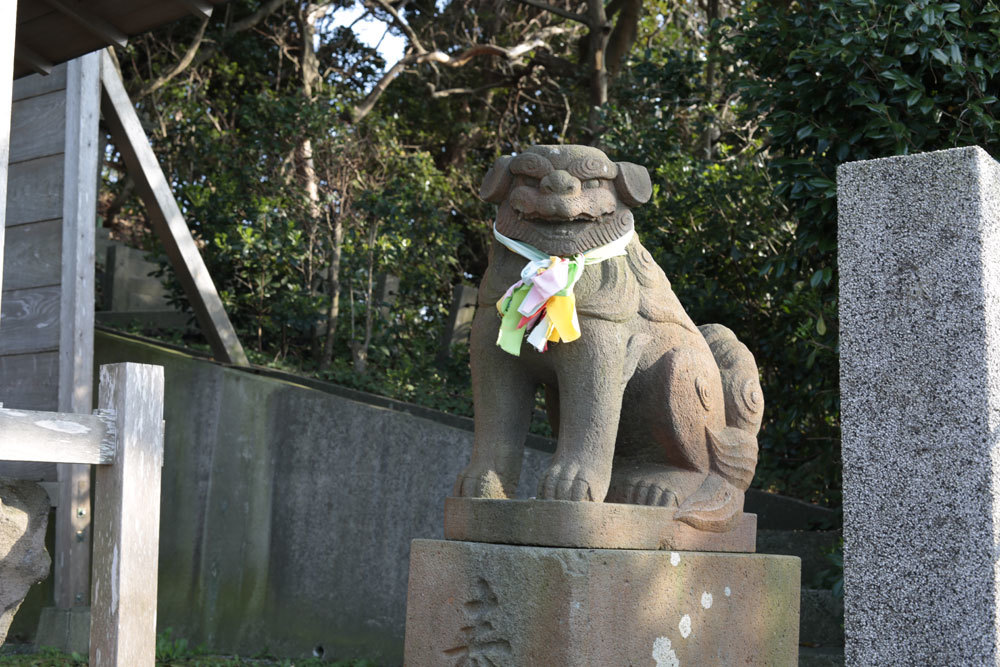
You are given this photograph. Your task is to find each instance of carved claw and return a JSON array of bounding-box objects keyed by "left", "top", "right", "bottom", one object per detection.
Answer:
[
  {"left": 453, "top": 468, "right": 509, "bottom": 499},
  {"left": 538, "top": 462, "right": 598, "bottom": 501},
  {"left": 628, "top": 483, "right": 678, "bottom": 508}
]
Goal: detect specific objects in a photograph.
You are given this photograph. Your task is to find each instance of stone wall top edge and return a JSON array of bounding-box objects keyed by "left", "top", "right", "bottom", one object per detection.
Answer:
[{"left": 93, "top": 327, "right": 556, "bottom": 450}]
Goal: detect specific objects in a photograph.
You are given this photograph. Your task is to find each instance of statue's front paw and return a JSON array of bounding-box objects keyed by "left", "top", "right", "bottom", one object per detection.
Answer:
[
  {"left": 537, "top": 461, "right": 605, "bottom": 501},
  {"left": 453, "top": 467, "right": 508, "bottom": 498}
]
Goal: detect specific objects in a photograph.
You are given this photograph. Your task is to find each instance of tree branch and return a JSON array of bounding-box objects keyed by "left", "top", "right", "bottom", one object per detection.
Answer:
[
  {"left": 363, "top": 0, "right": 425, "bottom": 53},
  {"left": 606, "top": 0, "right": 641, "bottom": 77},
  {"left": 138, "top": 15, "right": 210, "bottom": 98},
  {"left": 516, "top": 0, "right": 589, "bottom": 25},
  {"left": 348, "top": 26, "right": 567, "bottom": 123},
  {"left": 428, "top": 80, "right": 512, "bottom": 98},
  {"left": 229, "top": 0, "right": 290, "bottom": 34},
  {"left": 133, "top": 0, "right": 290, "bottom": 99}
]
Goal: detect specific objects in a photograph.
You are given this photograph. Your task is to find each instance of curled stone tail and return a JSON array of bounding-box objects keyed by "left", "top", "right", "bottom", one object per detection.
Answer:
[{"left": 676, "top": 325, "right": 764, "bottom": 532}]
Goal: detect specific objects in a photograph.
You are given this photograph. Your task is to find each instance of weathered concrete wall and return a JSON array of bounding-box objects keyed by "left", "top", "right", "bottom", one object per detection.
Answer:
[{"left": 92, "top": 329, "right": 551, "bottom": 665}]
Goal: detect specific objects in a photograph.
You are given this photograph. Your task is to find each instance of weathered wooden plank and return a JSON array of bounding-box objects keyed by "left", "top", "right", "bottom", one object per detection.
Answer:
[
  {"left": 0, "top": 285, "right": 61, "bottom": 355},
  {"left": 91, "top": 363, "right": 164, "bottom": 667},
  {"left": 2, "top": 219, "right": 62, "bottom": 291},
  {"left": 12, "top": 63, "right": 68, "bottom": 102},
  {"left": 55, "top": 461, "right": 91, "bottom": 606},
  {"left": 0, "top": 1, "right": 15, "bottom": 304},
  {"left": 9, "top": 90, "right": 67, "bottom": 163},
  {"left": 14, "top": 44, "right": 54, "bottom": 77},
  {"left": 99, "top": 50, "right": 249, "bottom": 367},
  {"left": 6, "top": 154, "right": 64, "bottom": 226},
  {"left": 0, "top": 352, "right": 59, "bottom": 410},
  {"left": 0, "top": 406, "right": 115, "bottom": 464},
  {"left": 0, "top": 461, "right": 58, "bottom": 481},
  {"left": 55, "top": 52, "right": 101, "bottom": 610}
]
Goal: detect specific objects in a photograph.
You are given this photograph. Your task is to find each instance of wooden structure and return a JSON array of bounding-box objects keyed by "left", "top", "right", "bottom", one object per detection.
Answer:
[
  {"left": 99, "top": 50, "right": 249, "bottom": 365},
  {"left": 0, "top": 362, "right": 166, "bottom": 665},
  {"left": 3, "top": 54, "right": 101, "bottom": 616},
  {"left": 1, "top": 0, "right": 240, "bottom": 654},
  {"left": 13, "top": 0, "right": 217, "bottom": 79}
]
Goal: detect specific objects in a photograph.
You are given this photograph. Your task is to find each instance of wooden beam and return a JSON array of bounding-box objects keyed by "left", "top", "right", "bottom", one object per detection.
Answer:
[
  {"left": 90, "top": 363, "right": 164, "bottom": 666},
  {"left": 14, "top": 45, "right": 54, "bottom": 76},
  {"left": 0, "top": 1, "right": 15, "bottom": 303},
  {"left": 175, "top": 0, "right": 215, "bottom": 19},
  {"left": 55, "top": 52, "right": 101, "bottom": 610},
  {"left": 0, "top": 461, "right": 58, "bottom": 481},
  {"left": 98, "top": 50, "right": 249, "bottom": 366},
  {"left": 39, "top": 0, "right": 128, "bottom": 49},
  {"left": 0, "top": 406, "right": 116, "bottom": 464}
]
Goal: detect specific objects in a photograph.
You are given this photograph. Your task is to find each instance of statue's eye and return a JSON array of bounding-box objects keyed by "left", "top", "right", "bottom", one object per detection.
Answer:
[
  {"left": 583, "top": 179, "right": 601, "bottom": 190},
  {"left": 520, "top": 176, "right": 540, "bottom": 188}
]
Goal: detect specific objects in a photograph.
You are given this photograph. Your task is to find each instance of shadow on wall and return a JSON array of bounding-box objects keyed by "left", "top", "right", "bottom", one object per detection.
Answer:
[{"left": 82, "top": 328, "right": 549, "bottom": 665}]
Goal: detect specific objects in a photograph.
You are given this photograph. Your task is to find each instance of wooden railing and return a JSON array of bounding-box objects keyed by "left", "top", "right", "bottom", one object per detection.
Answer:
[{"left": 0, "top": 362, "right": 164, "bottom": 666}]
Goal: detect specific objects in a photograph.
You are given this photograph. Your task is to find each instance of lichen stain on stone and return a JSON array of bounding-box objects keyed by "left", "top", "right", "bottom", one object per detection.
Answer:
[
  {"left": 724, "top": 586, "right": 731, "bottom": 597},
  {"left": 35, "top": 419, "right": 90, "bottom": 434},
  {"left": 652, "top": 636, "right": 680, "bottom": 666},
  {"left": 701, "top": 592, "right": 713, "bottom": 609},
  {"left": 670, "top": 552, "right": 680, "bottom": 566},
  {"left": 678, "top": 614, "right": 692, "bottom": 638}
]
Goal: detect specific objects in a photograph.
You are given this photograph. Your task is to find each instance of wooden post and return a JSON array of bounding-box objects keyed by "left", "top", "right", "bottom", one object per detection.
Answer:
[
  {"left": 436, "top": 284, "right": 478, "bottom": 365},
  {"left": 90, "top": 362, "right": 164, "bottom": 666},
  {"left": 0, "top": 1, "right": 16, "bottom": 304},
  {"left": 97, "top": 50, "right": 249, "bottom": 367},
  {"left": 55, "top": 51, "right": 101, "bottom": 610}
]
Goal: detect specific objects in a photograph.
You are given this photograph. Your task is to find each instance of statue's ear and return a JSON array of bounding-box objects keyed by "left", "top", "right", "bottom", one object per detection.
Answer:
[
  {"left": 614, "top": 162, "right": 652, "bottom": 207},
  {"left": 480, "top": 155, "right": 513, "bottom": 203}
]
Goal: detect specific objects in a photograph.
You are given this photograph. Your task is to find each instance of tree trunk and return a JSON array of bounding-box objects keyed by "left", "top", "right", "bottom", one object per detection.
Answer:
[
  {"left": 321, "top": 211, "right": 344, "bottom": 368},
  {"left": 586, "top": 0, "right": 611, "bottom": 143},
  {"left": 701, "top": 0, "right": 722, "bottom": 160},
  {"left": 350, "top": 221, "right": 379, "bottom": 375},
  {"left": 297, "top": 1, "right": 325, "bottom": 356}
]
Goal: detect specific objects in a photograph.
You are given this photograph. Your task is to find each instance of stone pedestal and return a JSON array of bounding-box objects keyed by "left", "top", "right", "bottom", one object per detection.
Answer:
[
  {"left": 405, "top": 499, "right": 801, "bottom": 665},
  {"left": 444, "top": 497, "right": 757, "bottom": 551}
]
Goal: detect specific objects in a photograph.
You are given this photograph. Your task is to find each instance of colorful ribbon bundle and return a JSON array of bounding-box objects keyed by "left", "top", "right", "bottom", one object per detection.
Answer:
[{"left": 493, "top": 224, "right": 634, "bottom": 356}]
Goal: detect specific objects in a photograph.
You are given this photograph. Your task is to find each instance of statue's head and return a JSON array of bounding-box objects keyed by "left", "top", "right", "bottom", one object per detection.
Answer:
[{"left": 480, "top": 145, "right": 652, "bottom": 255}]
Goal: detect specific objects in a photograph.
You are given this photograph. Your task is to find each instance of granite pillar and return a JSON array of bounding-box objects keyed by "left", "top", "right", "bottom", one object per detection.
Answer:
[{"left": 838, "top": 146, "right": 1000, "bottom": 663}]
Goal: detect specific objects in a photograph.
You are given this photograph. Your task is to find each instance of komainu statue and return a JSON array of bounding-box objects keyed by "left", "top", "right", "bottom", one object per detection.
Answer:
[{"left": 453, "top": 145, "right": 764, "bottom": 532}]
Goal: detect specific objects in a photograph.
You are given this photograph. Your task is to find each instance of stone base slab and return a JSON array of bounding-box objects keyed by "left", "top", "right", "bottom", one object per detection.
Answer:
[
  {"left": 444, "top": 497, "right": 757, "bottom": 551},
  {"left": 404, "top": 539, "right": 800, "bottom": 666}
]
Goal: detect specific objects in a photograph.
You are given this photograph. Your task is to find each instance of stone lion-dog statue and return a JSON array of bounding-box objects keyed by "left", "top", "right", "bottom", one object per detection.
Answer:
[{"left": 453, "top": 145, "right": 764, "bottom": 532}]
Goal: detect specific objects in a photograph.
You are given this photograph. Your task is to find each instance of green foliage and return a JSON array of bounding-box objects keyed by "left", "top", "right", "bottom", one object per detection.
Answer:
[
  {"left": 707, "top": 0, "right": 1000, "bottom": 504},
  {"left": 0, "top": 647, "right": 87, "bottom": 666},
  {"left": 112, "top": 0, "right": 1000, "bottom": 508},
  {"left": 814, "top": 539, "right": 845, "bottom": 599},
  {"left": 0, "top": 641, "right": 377, "bottom": 666},
  {"left": 157, "top": 627, "right": 205, "bottom": 662}
]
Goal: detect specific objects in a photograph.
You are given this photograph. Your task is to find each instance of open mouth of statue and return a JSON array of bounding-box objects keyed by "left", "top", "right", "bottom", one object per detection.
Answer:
[
  {"left": 519, "top": 216, "right": 604, "bottom": 238},
  {"left": 497, "top": 207, "right": 632, "bottom": 255}
]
